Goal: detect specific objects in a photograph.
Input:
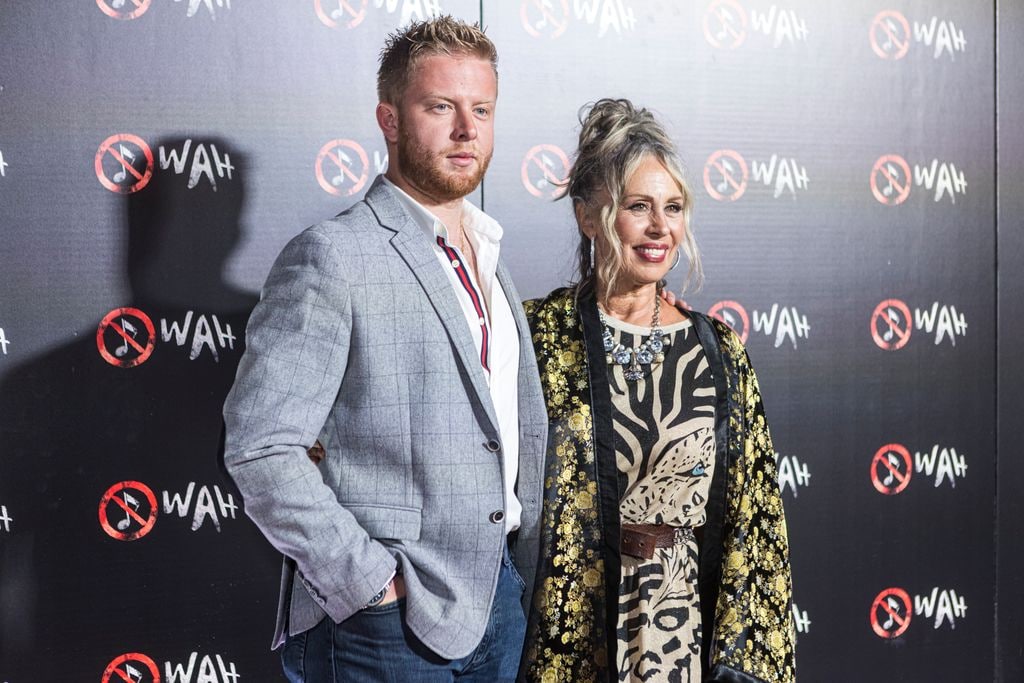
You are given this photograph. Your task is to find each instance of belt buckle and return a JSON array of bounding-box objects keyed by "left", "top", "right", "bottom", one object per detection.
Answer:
[{"left": 672, "top": 526, "right": 695, "bottom": 547}]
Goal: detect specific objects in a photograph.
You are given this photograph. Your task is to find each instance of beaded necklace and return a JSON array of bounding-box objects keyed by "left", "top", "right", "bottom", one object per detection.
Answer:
[{"left": 599, "top": 294, "right": 670, "bottom": 381}]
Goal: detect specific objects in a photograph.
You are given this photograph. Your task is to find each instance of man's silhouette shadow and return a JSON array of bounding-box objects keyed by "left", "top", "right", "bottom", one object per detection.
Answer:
[{"left": 0, "top": 139, "right": 279, "bottom": 677}]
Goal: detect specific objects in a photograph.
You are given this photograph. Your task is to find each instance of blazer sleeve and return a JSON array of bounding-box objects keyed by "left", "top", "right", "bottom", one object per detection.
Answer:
[{"left": 222, "top": 227, "right": 396, "bottom": 624}]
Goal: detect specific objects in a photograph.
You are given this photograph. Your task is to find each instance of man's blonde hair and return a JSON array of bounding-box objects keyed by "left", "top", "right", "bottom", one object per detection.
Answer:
[{"left": 377, "top": 15, "right": 498, "bottom": 105}]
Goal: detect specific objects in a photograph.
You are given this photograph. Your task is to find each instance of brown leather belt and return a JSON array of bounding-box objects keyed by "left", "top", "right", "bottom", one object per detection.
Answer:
[{"left": 620, "top": 523, "right": 694, "bottom": 560}]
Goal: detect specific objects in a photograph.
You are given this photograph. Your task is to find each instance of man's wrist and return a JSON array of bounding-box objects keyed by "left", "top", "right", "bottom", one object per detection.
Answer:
[{"left": 363, "top": 571, "right": 396, "bottom": 609}]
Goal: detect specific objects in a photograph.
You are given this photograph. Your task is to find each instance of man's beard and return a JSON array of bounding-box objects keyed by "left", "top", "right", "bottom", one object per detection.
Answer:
[{"left": 397, "top": 130, "right": 491, "bottom": 202}]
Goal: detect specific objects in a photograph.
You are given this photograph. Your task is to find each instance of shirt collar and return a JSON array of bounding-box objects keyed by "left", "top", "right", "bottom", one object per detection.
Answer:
[{"left": 382, "top": 175, "right": 503, "bottom": 247}]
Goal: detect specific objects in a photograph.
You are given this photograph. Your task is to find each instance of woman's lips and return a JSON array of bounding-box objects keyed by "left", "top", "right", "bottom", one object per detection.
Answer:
[{"left": 634, "top": 245, "right": 668, "bottom": 263}]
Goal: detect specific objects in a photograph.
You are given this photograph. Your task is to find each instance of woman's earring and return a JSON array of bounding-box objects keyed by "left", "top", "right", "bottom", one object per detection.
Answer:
[
  {"left": 670, "top": 249, "right": 681, "bottom": 271},
  {"left": 589, "top": 238, "right": 596, "bottom": 271}
]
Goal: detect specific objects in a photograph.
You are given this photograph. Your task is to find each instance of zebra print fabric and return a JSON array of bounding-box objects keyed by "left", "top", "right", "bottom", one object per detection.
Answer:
[{"left": 603, "top": 315, "right": 716, "bottom": 683}]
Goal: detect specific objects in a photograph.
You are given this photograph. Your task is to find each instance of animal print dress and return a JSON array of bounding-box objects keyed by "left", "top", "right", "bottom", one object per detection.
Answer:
[{"left": 603, "top": 314, "right": 716, "bottom": 683}]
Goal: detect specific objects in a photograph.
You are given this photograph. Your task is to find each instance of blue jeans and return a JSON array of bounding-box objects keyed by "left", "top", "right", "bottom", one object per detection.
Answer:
[{"left": 281, "top": 546, "right": 527, "bottom": 682}]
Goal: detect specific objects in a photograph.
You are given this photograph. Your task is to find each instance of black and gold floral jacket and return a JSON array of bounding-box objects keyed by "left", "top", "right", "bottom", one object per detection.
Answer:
[{"left": 519, "top": 286, "right": 795, "bottom": 683}]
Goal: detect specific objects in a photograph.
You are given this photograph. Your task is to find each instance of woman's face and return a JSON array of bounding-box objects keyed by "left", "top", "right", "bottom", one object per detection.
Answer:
[{"left": 600, "top": 155, "right": 687, "bottom": 295}]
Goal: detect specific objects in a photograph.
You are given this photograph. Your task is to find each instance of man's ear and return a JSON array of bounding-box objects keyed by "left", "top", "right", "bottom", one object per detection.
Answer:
[
  {"left": 376, "top": 102, "right": 400, "bottom": 144},
  {"left": 575, "top": 200, "right": 597, "bottom": 239}
]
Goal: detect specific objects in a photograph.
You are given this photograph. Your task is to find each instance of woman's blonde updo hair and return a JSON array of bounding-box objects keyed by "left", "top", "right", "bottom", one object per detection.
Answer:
[{"left": 567, "top": 98, "right": 702, "bottom": 298}]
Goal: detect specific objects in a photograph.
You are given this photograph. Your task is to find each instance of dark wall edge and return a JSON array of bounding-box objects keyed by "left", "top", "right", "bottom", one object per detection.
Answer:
[{"left": 996, "top": 0, "right": 1023, "bottom": 680}]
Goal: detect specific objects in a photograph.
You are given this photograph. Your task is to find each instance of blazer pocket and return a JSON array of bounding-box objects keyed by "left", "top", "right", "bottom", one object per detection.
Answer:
[{"left": 345, "top": 503, "right": 422, "bottom": 541}]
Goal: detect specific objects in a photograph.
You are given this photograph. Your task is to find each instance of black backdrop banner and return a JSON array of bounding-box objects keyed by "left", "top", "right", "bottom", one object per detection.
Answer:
[{"left": 0, "top": 1, "right": 1014, "bottom": 681}]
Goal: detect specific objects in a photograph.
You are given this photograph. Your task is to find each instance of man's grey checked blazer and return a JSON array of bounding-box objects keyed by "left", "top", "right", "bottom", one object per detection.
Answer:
[{"left": 222, "top": 177, "right": 548, "bottom": 659}]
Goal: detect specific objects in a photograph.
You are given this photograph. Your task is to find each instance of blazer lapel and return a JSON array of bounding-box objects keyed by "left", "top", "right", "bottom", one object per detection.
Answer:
[{"left": 364, "top": 178, "right": 500, "bottom": 435}]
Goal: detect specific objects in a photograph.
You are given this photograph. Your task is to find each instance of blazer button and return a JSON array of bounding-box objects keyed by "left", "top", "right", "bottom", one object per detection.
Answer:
[
  {"left": 489, "top": 510, "right": 505, "bottom": 524},
  {"left": 485, "top": 439, "right": 501, "bottom": 452}
]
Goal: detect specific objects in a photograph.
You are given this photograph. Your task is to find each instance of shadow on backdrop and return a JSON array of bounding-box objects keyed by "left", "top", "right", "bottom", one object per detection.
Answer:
[{"left": 0, "top": 139, "right": 279, "bottom": 678}]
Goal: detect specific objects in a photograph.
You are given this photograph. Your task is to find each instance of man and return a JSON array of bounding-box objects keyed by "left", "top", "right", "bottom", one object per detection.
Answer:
[{"left": 222, "top": 16, "right": 547, "bottom": 682}]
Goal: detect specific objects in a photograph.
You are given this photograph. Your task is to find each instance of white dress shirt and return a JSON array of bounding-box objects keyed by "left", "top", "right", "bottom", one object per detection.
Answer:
[{"left": 383, "top": 177, "right": 522, "bottom": 534}]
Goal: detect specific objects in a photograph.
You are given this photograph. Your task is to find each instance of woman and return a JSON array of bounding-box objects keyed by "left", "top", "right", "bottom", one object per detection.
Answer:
[{"left": 520, "top": 99, "right": 795, "bottom": 682}]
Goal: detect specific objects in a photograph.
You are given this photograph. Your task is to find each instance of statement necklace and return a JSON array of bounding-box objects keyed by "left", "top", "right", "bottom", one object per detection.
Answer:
[{"left": 600, "top": 295, "right": 670, "bottom": 382}]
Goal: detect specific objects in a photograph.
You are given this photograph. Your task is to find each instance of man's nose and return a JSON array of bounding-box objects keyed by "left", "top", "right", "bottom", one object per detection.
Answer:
[{"left": 452, "top": 108, "right": 478, "bottom": 141}]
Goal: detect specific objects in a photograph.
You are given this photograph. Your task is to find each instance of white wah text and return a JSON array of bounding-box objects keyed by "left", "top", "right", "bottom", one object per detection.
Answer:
[
  {"left": 159, "top": 140, "right": 234, "bottom": 191},
  {"left": 373, "top": 0, "right": 441, "bottom": 23},
  {"left": 915, "top": 588, "right": 967, "bottom": 630},
  {"left": 915, "top": 445, "right": 967, "bottom": 488},
  {"left": 752, "top": 305, "right": 810, "bottom": 348},
  {"left": 914, "top": 303, "right": 967, "bottom": 346},
  {"left": 791, "top": 603, "right": 811, "bottom": 634},
  {"left": 913, "top": 160, "right": 967, "bottom": 204},
  {"left": 165, "top": 652, "right": 239, "bottom": 683},
  {"left": 775, "top": 453, "right": 811, "bottom": 496},
  {"left": 751, "top": 155, "right": 809, "bottom": 199},
  {"left": 174, "top": 0, "right": 231, "bottom": 19},
  {"left": 750, "top": 6, "right": 808, "bottom": 47},
  {"left": 913, "top": 17, "right": 966, "bottom": 59},
  {"left": 161, "top": 312, "right": 236, "bottom": 362},
  {"left": 162, "top": 483, "right": 238, "bottom": 532},
  {"left": 573, "top": 0, "right": 637, "bottom": 37}
]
